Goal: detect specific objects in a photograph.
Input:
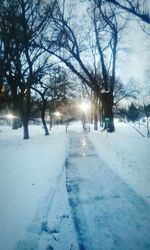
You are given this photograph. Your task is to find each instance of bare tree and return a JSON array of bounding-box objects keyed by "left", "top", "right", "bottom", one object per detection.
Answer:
[
  {"left": 32, "top": 85, "right": 49, "bottom": 136},
  {"left": 47, "top": 66, "right": 77, "bottom": 128},
  {"left": 106, "top": 0, "right": 150, "bottom": 24},
  {"left": 113, "top": 78, "right": 138, "bottom": 106},
  {"left": 89, "top": 0, "right": 127, "bottom": 131},
  {"left": 43, "top": 0, "right": 127, "bottom": 132},
  {"left": 0, "top": 0, "right": 52, "bottom": 139}
]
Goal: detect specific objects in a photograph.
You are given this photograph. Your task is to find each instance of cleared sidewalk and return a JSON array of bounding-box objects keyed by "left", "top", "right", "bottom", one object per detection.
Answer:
[{"left": 66, "top": 131, "right": 150, "bottom": 250}]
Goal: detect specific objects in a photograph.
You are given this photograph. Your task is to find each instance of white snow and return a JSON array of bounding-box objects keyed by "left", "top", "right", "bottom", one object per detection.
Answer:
[
  {"left": 88, "top": 120, "right": 150, "bottom": 206},
  {"left": 0, "top": 120, "right": 150, "bottom": 249},
  {"left": 0, "top": 124, "right": 69, "bottom": 250}
]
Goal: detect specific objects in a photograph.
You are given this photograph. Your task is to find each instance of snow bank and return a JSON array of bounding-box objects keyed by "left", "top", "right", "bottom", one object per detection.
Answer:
[
  {"left": 0, "top": 124, "right": 68, "bottom": 250},
  {"left": 88, "top": 119, "right": 150, "bottom": 205}
]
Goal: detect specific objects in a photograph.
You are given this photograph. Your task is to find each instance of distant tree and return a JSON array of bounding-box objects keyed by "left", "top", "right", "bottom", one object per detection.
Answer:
[
  {"left": 0, "top": 83, "right": 11, "bottom": 114},
  {"left": 140, "top": 103, "right": 150, "bottom": 137},
  {"left": 32, "top": 66, "right": 77, "bottom": 132},
  {"left": 113, "top": 79, "right": 138, "bottom": 106},
  {"left": 126, "top": 103, "right": 139, "bottom": 122},
  {"left": 117, "top": 106, "right": 127, "bottom": 120},
  {"left": 47, "top": 67, "right": 77, "bottom": 129}
]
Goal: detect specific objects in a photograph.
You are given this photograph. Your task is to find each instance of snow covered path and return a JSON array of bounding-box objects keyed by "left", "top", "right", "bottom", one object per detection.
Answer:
[{"left": 66, "top": 131, "right": 150, "bottom": 250}]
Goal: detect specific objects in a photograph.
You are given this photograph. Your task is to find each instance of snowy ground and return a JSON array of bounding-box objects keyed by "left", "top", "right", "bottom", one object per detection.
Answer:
[
  {"left": 0, "top": 120, "right": 150, "bottom": 250},
  {"left": 0, "top": 124, "right": 69, "bottom": 250},
  {"left": 66, "top": 131, "right": 150, "bottom": 250},
  {"left": 88, "top": 120, "right": 150, "bottom": 206}
]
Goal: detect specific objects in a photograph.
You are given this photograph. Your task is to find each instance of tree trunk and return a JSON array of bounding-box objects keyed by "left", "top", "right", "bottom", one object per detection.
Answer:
[
  {"left": 41, "top": 115, "right": 49, "bottom": 135},
  {"left": 20, "top": 87, "right": 31, "bottom": 139},
  {"left": 147, "top": 128, "right": 150, "bottom": 137},
  {"left": 98, "top": 102, "right": 103, "bottom": 128},
  {"left": 93, "top": 110, "right": 98, "bottom": 130},
  {"left": 90, "top": 107, "right": 93, "bottom": 124},
  {"left": 82, "top": 113, "right": 86, "bottom": 130},
  {"left": 102, "top": 93, "right": 115, "bottom": 132},
  {"left": 49, "top": 113, "right": 53, "bottom": 131},
  {"left": 41, "top": 101, "right": 49, "bottom": 136},
  {"left": 93, "top": 92, "right": 98, "bottom": 130},
  {"left": 22, "top": 119, "right": 29, "bottom": 139},
  {"left": 146, "top": 117, "right": 150, "bottom": 137},
  {"left": 11, "top": 88, "right": 21, "bottom": 129}
]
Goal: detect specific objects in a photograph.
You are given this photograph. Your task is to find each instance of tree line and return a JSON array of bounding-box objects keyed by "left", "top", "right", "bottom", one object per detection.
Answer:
[{"left": 0, "top": 0, "right": 149, "bottom": 139}]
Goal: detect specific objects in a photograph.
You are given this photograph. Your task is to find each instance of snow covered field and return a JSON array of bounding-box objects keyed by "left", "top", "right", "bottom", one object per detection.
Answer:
[{"left": 0, "top": 120, "right": 150, "bottom": 250}]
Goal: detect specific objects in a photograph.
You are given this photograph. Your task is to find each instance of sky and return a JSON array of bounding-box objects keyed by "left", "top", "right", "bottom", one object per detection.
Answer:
[
  {"left": 117, "top": 20, "right": 150, "bottom": 87},
  {"left": 45, "top": 0, "right": 150, "bottom": 89},
  {"left": 74, "top": 0, "right": 150, "bottom": 88}
]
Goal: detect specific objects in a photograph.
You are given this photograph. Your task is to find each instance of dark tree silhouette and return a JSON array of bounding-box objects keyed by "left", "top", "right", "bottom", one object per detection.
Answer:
[
  {"left": 0, "top": 0, "right": 53, "bottom": 139},
  {"left": 126, "top": 103, "right": 139, "bottom": 122}
]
